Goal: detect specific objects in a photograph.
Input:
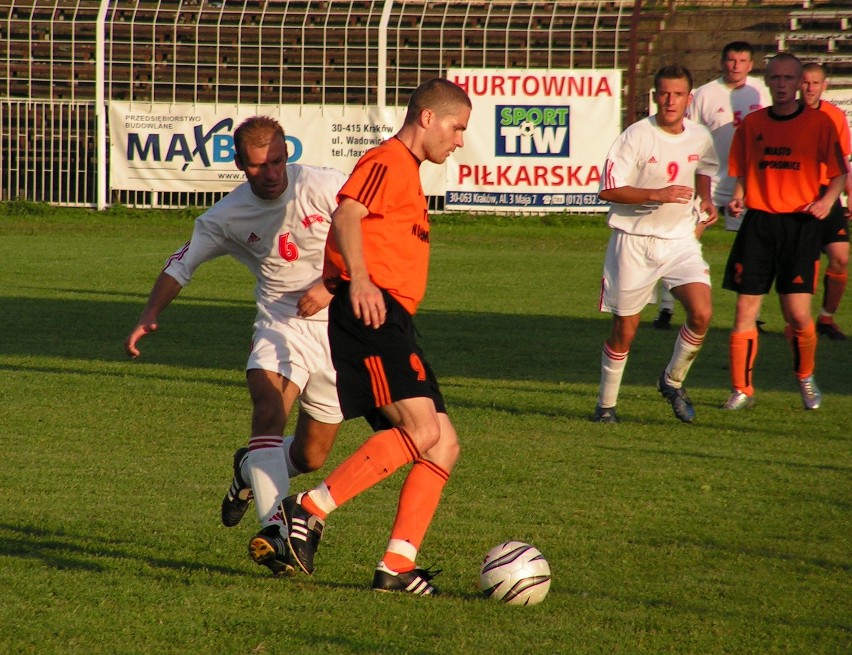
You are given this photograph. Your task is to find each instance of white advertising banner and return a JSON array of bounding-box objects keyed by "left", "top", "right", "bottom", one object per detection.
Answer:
[
  {"left": 109, "top": 103, "right": 446, "bottom": 195},
  {"left": 444, "top": 68, "right": 622, "bottom": 211}
]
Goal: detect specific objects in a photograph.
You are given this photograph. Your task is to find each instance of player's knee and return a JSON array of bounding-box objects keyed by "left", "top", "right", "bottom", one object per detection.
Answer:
[
  {"left": 827, "top": 255, "right": 848, "bottom": 271},
  {"left": 688, "top": 306, "right": 712, "bottom": 333},
  {"left": 787, "top": 311, "right": 812, "bottom": 331},
  {"left": 403, "top": 419, "right": 441, "bottom": 455},
  {"left": 440, "top": 438, "right": 461, "bottom": 471},
  {"left": 423, "top": 428, "right": 460, "bottom": 472}
]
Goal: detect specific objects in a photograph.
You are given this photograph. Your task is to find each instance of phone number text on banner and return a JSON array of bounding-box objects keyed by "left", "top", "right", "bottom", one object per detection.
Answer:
[
  {"left": 109, "top": 103, "right": 407, "bottom": 193},
  {"left": 445, "top": 69, "right": 621, "bottom": 212}
]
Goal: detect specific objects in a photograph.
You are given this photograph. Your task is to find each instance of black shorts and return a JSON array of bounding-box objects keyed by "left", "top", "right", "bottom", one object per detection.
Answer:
[
  {"left": 822, "top": 199, "right": 850, "bottom": 246},
  {"left": 722, "top": 209, "right": 823, "bottom": 296},
  {"left": 328, "top": 283, "right": 446, "bottom": 431}
]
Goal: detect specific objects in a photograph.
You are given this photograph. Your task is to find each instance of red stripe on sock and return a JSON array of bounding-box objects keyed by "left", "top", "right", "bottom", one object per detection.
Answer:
[
  {"left": 603, "top": 342, "right": 628, "bottom": 361},
  {"left": 679, "top": 325, "right": 705, "bottom": 347},
  {"left": 249, "top": 436, "right": 284, "bottom": 451}
]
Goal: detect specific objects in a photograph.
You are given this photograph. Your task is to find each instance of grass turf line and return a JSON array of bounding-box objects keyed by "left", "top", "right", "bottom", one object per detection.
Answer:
[{"left": 0, "top": 206, "right": 849, "bottom": 655}]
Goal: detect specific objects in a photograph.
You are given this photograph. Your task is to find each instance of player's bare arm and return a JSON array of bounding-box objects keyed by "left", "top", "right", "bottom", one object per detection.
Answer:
[
  {"left": 296, "top": 281, "right": 333, "bottom": 318},
  {"left": 803, "top": 173, "right": 848, "bottom": 220},
  {"left": 599, "top": 184, "right": 694, "bottom": 205},
  {"left": 695, "top": 188, "right": 718, "bottom": 238},
  {"left": 695, "top": 174, "right": 718, "bottom": 234},
  {"left": 331, "top": 197, "right": 386, "bottom": 328},
  {"left": 124, "top": 271, "right": 183, "bottom": 358},
  {"left": 727, "top": 178, "right": 746, "bottom": 217}
]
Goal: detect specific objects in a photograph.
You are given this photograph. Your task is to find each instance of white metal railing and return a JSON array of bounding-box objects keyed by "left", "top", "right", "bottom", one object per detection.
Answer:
[
  {"left": 0, "top": 99, "right": 96, "bottom": 206},
  {"left": 0, "top": 0, "right": 633, "bottom": 208}
]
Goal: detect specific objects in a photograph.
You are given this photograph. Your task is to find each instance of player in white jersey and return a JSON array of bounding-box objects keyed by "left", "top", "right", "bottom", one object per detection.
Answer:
[
  {"left": 124, "top": 116, "right": 346, "bottom": 576},
  {"left": 595, "top": 64, "right": 718, "bottom": 424},
  {"left": 689, "top": 41, "right": 771, "bottom": 230},
  {"left": 653, "top": 42, "right": 770, "bottom": 331}
]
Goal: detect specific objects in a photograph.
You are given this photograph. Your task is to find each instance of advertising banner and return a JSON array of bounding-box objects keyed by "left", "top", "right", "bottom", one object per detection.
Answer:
[
  {"left": 445, "top": 69, "right": 622, "bottom": 211},
  {"left": 109, "top": 103, "right": 444, "bottom": 195}
]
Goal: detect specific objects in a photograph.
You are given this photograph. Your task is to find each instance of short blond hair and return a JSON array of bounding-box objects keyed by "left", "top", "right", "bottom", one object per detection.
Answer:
[
  {"left": 404, "top": 78, "right": 471, "bottom": 125},
  {"left": 233, "top": 116, "right": 285, "bottom": 161}
]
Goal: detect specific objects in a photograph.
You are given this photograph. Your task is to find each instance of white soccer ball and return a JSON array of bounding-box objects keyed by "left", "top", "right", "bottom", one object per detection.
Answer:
[
  {"left": 479, "top": 541, "right": 551, "bottom": 606},
  {"left": 518, "top": 120, "right": 536, "bottom": 137}
]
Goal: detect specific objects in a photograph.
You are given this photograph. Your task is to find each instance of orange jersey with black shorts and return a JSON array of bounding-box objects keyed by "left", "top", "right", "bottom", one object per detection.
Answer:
[
  {"left": 324, "top": 136, "right": 430, "bottom": 315},
  {"left": 729, "top": 103, "right": 846, "bottom": 213}
]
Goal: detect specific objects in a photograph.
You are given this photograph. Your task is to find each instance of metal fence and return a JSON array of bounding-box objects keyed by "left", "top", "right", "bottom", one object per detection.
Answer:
[{"left": 0, "top": 0, "right": 636, "bottom": 208}]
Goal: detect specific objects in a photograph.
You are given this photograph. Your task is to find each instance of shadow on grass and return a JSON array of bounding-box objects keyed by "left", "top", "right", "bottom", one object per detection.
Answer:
[
  {"left": 417, "top": 309, "right": 852, "bottom": 396},
  {"left": 634, "top": 533, "right": 852, "bottom": 575},
  {"left": 0, "top": 295, "right": 255, "bottom": 370},
  {"left": 0, "top": 522, "right": 484, "bottom": 603},
  {"left": 0, "top": 522, "right": 243, "bottom": 577},
  {"left": 0, "top": 295, "right": 849, "bottom": 397},
  {"left": 596, "top": 444, "right": 852, "bottom": 474}
]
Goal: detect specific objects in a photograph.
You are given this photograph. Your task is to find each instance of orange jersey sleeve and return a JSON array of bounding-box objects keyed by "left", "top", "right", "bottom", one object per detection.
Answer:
[
  {"left": 324, "top": 137, "right": 431, "bottom": 314},
  {"left": 818, "top": 100, "right": 851, "bottom": 185},
  {"left": 729, "top": 105, "right": 846, "bottom": 213}
]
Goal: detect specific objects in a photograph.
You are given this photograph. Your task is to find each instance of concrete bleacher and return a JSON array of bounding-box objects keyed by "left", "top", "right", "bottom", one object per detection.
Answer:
[
  {"left": 3, "top": 1, "right": 844, "bottom": 107},
  {"left": 776, "top": 1, "right": 852, "bottom": 85},
  {"left": 0, "top": 0, "right": 633, "bottom": 105},
  {"left": 778, "top": 31, "right": 852, "bottom": 53},
  {"left": 788, "top": 6, "right": 850, "bottom": 31}
]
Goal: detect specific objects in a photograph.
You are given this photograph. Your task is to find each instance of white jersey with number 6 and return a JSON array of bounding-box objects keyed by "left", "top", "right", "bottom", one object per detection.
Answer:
[
  {"left": 600, "top": 116, "right": 718, "bottom": 240},
  {"left": 164, "top": 163, "right": 347, "bottom": 321}
]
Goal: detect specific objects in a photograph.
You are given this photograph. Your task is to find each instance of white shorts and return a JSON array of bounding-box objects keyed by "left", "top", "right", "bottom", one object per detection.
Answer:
[
  {"left": 599, "top": 230, "right": 711, "bottom": 316},
  {"left": 246, "top": 314, "right": 343, "bottom": 424}
]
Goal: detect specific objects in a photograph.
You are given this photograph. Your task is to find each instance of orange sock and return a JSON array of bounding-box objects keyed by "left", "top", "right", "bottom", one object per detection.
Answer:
[
  {"left": 729, "top": 329, "right": 758, "bottom": 396},
  {"left": 822, "top": 270, "right": 847, "bottom": 316},
  {"left": 299, "top": 493, "right": 327, "bottom": 520},
  {"left": 382, "top": 459, "right": 450, "bottom": 573},
  {"left": 791, "top": 322, "right": 817, "bottom": 380},
  {"left": 322, "top": 427, "right": 419, "bottom": 510}
]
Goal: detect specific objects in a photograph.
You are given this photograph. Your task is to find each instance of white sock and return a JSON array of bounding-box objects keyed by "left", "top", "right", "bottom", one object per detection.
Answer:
[
  {"left": 306, "top": 482, "right": 338, "bottom": 516},
  {"left": 281, "top": 435, "right": 305, "bottom": 478},
  {"left": 666, "top": 325, "right": 704, "bottom": 385},
  {"left": 598, "top": 343, "right": 628, "bottom": 408},
  {"left": 660, "top": 286, "right": 675, "bottom": 312},
  {"left": 247, "top": 435, "right": 290, "bottom": 527},
  {"left": 241, "top": 435, "right": 302, "bottom": 480}
]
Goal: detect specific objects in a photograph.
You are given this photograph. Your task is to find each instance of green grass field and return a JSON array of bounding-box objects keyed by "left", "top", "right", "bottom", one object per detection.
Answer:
[{"left": 0, "top": 203, "right": 849, "bottom": 654}]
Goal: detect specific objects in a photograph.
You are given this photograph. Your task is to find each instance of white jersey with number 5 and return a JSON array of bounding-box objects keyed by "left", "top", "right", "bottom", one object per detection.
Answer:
[
  {"left": 163, "top": 163, "right": 347, "bottom": 321},
  {"left": 687, "top": 75, "right": 770, "bottom": 208},
  {"left": 600, "top": 116, "right": 718, "bottom": 239}
]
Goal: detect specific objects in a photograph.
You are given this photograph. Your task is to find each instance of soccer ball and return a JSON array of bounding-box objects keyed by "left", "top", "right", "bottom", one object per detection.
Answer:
[
  {"left": 479, "top": 541, "right": 551, "bottom": 606},
  {"left": 518, "top": 120, "right": 536, "bottom": 137}
]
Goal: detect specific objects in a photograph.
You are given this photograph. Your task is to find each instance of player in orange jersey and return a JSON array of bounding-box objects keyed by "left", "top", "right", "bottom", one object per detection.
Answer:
[
  {"left": 722, "top": 54, "right": 847, "bottom": 411},
  {"left": 800, "top": 62, "right": 852, "bottom": 341},
  {"left": 281, "top": 79, "right": 472, "bottom": 595}
]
